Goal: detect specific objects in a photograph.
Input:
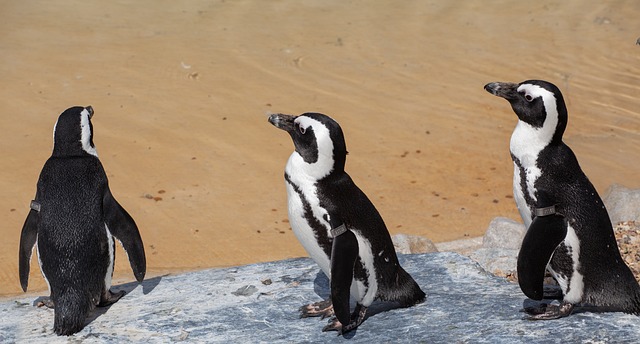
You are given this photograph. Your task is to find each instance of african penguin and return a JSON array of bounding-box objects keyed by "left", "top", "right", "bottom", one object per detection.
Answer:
[
  {"left": 18, "top": 106, "right": 146, "bottom": 335},
  {"left": 268, "top": 112, "right": 425, "bottom": 334},
  {"left": 484, "top": 80, "right": 640, "bottom": 319}
]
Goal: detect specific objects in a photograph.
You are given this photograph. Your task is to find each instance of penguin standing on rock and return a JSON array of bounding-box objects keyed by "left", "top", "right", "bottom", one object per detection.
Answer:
[
  {"left": 484, "top": 80, "right": 640, "bottom": 319},
  {"left": 268, "top": 112, "right": 425, "bottom": 334},
  {"left": 19, "top": 106, "right": 146, "bottom": 335}
]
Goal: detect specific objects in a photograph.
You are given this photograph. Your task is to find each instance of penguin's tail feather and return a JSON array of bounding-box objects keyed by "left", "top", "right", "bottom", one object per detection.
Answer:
[
  {"left": 381, "top": 266, "right": 426, "bottom": 306},
  {"left": 583, "top": 270, "right": 640, "bottom": 315},
  {"left": 53, "top": 289, "right": 94, "bottom": 336},
  {"left": 623, "top": 289, "right": 640, "bottom": 316}
]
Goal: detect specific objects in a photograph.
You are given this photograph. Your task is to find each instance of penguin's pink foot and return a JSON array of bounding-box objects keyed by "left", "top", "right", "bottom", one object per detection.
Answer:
[{"left": 300, "top": 299, "right": 334, "bottom": 319}]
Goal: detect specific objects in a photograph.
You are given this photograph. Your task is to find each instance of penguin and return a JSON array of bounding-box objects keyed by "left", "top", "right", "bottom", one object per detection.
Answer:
[
  {"left": 268, "top": 112, "right": 425, "bottom": 334},
  {"left": 484, "top": 80, "right": 640, "bottom": 319},
  {"left": 18, "top": 106, "right": 146, "bottom": 336}
]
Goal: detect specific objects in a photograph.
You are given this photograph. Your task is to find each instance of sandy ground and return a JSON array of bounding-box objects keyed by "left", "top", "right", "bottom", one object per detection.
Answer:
[{"left": 1, "top": 1, "right": 639, "bottom": 297}]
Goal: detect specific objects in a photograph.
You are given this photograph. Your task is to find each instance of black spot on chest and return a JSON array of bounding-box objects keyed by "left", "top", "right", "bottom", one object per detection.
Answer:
[
  {"left": 512, "top": 155, "right": 536, "bottom": 209},
  {"left": 284, "top": 173, "right": 332, "bottom": 256}
]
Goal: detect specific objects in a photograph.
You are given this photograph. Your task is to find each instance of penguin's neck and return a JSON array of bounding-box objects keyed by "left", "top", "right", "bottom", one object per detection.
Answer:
[
  {"left": 52, "top": 141, "right": 96, "bottom": 158},
  {"left": 509, "top": 120, "right": 556, "bottom": 168},
  {"left": 285, "top": 151, "right": 336, "bottom": 184}
]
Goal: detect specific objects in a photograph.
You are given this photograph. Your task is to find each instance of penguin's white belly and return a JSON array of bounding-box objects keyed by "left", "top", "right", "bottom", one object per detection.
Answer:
[
  {"left": 547, "top": 224, "right": 584, "bottom": 303},
  {"left": 512, "top": 163, "right": 533, "bottom": 228},
  {"left": 286, "top": 183, "right": 331, "bottom": 275},
  {"left": 104, "top": 224, "right": 115, "bottom": 290},
  {"left": 351, "top": 231, "right": 378, "bottom": 306}
]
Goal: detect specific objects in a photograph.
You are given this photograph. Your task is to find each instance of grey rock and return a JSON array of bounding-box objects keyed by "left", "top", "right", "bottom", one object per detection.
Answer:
[
  {"left": 435, "top": 236, "right": 483, "bottom": 255},
  {"left": 231, "top": 285, "right": 258, "bottom": 296},
  {"left": 2, "top": 253, "right": 640, "bottom": 343},
  {"left": 469, "top": 248, "right": 518, "bottom": 278},
  {"left": 482, "top": 217, "right": 526, "bottom": 250},
  {"left": 603, "top": 184, "right": 640, "bottom": 224},
  {"left": 392, "top": 233, "right": 438, "bottom": 254}
]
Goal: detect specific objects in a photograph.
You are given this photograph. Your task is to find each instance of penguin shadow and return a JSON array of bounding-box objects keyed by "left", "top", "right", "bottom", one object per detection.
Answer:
[
  {"left": 118, "top": 274, "right": 165, "bottom": 296},
  {"left": 84, "top": 275, "right": 164, "bottom": 324},
  {"left": 311, "top": 272, "right": 416, "bottom": 339},
  {"left": 312, "top": 271, "right": 331, "bottom": 300},
  {"left": 30, "top": 275, "right": 165, "bottom": 328}
]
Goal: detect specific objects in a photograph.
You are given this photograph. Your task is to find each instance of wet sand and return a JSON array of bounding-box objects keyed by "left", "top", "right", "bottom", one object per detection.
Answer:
[{"left": 1, "top": 1, "right": 639, "bottom": 296}]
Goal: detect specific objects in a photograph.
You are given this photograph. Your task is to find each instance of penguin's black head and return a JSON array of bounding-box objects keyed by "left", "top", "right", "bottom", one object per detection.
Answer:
[
  {"left": 52, "top": 105, "right": 97, "bottom": 157},
  {"left": 484, "top": 80, "right": 568, "bottom": 143},
  {"left": 269, "top": 112, "right": 347, "bottom": 176}
]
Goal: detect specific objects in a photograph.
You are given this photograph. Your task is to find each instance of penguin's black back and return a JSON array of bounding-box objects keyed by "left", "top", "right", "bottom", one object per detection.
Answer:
[
  {"left": 535, "top": 142, "right": 640, "bottom": 312},
  {"left": 36, "top": 155, "right": 111, "bottom": 332}
]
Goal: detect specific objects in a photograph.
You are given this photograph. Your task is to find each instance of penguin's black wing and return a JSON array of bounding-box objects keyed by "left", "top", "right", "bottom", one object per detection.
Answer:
[
  {"left": 18, "top": 207, "right": 39, "bottom": 292},
  {"left": 517, "top": 213, "right": 566, "bottom": 300},
  {"left": 103, "top": 186, "right": 146, "bottom": 282},
  {"left": 330, "top": 225, "right": 358, "bottom": 326}
]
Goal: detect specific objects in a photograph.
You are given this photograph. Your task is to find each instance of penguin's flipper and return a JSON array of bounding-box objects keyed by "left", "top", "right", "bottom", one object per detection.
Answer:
[
  {"left": 19, "top": 208, "right": 39, "bottom": 292},
  {"left": 517, "top": 213, "right": 567, "bottom": 300},
  {"left": 329, "top": 225, "right": 359, "bottom": 328},
  {"left": 103, "top": 186, "right": 146, "bottom": 282}
]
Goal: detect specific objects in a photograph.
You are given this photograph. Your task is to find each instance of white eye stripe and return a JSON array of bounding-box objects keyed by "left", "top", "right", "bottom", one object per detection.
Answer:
[
  {"left": 80, "top": 111, "right": 98, "bottom": 157},
  {"left": 295, "top": 119, "right": 308, "bottom": 135},
  {"left": 287, "top": 116, "right": 335, "bottom": 179}
]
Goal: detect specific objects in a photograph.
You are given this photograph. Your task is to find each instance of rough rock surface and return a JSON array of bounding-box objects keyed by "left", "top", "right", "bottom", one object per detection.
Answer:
[
  {"left": 447, "top": 217, "right": 523, "bottom": 279},
  {"left": 482, "top": 217, "right": 526, "bottom": 250},
  {"left": 435, "top": 236, "right": 482, "bottom": 255},
  {"left": 615, "top": 221, "right": 640, "bottom": 284},
  {"left": 392, "top": 233, "right": 439, "bottom": 254},
  {"left": 603, "top": 184, "right": 640, "bottom": 224},
  {"left": 468, "top": 248, "right": 518, "bottom": 281},
  {"left": 2, "top": 253, "right": 640, "bottom": 343}
]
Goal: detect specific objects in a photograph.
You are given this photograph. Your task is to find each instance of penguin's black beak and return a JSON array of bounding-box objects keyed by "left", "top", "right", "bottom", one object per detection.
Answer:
[
  {"left": 85, "top": 105, "right": 94, "bottom": 119},
  {"left": 484, "top": 82, "right": 519, "bottom": 101},
  {"left": 268, "top": 113, "right": 296, "bottom": 133}
]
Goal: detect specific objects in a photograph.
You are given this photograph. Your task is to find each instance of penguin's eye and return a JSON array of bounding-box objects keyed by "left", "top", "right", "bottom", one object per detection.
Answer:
[
  {"left": 524, "top": 94, "right": 534, "bottom": 102},
  {"left": 299, "top": 125, "right": 306, "bottom": 135}
]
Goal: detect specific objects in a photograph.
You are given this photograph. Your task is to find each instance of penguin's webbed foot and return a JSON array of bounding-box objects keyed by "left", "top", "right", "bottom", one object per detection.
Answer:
[
  {"left": 98, "top": 289, "right": 126, "bottom": 307},
  {"left": 523, "top": 300, "right": 574, "bottom": 320},
  {"left": 35, "top": 296, "right": 55, "bottom": 309},
  {"left": 322, "top": 304, "right": 367, "bottom": 335},
  {"left": 300, "top": 299, "right": 334, "bottom": 319}
]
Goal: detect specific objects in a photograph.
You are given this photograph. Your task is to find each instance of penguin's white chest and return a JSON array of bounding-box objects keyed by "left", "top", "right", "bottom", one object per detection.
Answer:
[
  {"left": 547, "top": 224, "right": 584, "bottom": 303},
  {"left": 104, "top": 224, "right": 115, "bottom": 290},
  {"left": 285, "top": 178, "right": 331, "bottom": 275},
  {"left": 510, "top": 124, "right": 545, "bottom": 228},
  {"left": 512, "top": 162, "right": 538, "bottom": 228}
]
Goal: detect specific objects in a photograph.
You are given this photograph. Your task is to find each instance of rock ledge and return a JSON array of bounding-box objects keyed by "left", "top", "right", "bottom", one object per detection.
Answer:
[{"left": 2, "top": 252, "right": 639, "bottom": 343}]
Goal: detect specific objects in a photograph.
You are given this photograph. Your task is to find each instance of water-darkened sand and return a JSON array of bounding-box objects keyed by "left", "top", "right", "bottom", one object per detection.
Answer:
[{"left": 1, "top": 1, "right": 639, "bottom": 296}]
